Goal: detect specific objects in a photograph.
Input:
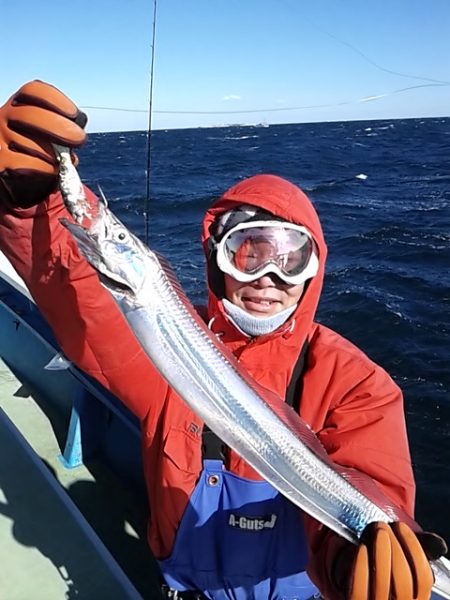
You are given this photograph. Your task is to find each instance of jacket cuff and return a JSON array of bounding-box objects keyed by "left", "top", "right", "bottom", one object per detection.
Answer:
[{"left": 305, "top": 519, "right": 352, "bottom": 600}]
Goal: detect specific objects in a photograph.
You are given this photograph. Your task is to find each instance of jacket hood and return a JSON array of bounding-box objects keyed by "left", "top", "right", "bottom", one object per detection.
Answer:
[{"left": 202, "top": 174, "right": 327, "bottom": 345}]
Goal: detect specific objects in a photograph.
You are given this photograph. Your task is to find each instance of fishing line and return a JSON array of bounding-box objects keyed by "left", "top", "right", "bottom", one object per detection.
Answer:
[
  {"left": 144, "top": 0, "right": 158, "bottom": 246},
  {"left": 79, "top": 3, "right": 449, "bottom": 120},
  {"left": 279, "top": 0, "right": 450, "bottom": 86},
  {"left": 81, "top": 80, "right": 449, "bottom": 116}
]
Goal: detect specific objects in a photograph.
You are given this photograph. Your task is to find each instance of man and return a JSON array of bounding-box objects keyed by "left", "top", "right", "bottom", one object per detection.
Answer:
[{"left": 0, "top": 81, "right": 446, "bottom": 600}]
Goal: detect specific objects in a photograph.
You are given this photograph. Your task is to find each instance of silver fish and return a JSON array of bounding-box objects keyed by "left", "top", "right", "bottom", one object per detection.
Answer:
[
  {"left": 53, "top": 143, "right": 94, "bottom": 223},
  {"left": 53, "top": 146, "right": 450, "bottom": 599}
]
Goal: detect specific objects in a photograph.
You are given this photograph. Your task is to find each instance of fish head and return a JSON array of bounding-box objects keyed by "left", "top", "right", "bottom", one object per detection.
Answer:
[{"left": 61, "top": 200, "right": 148, "bottom": 299}]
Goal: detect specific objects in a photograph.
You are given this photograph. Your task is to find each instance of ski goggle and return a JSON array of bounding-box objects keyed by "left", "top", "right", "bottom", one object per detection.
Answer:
[{"left": 215, "top": 220, "right": 319, "bottom": 285}]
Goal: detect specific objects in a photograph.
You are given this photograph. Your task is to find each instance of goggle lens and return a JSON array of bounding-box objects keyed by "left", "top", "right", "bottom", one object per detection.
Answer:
[
  {"left": 216, "top": 221, "right": 318, "bottom": 285},
  {"left": 225, "top": 228, "right": 312, "bottom": 276}
]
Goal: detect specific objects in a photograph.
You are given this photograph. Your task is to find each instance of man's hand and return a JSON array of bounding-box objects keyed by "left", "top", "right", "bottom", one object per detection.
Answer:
[
  {"left": 319, "top": 522, "right": 447, "bottom": 600},
  {"left": 0, "top": 80, "right": 87, "bottom": 208}
]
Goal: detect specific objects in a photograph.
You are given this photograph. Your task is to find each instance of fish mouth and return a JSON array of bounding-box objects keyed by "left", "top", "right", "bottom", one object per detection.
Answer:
[{"left": 97, "top": 271, "right": 134, "bottom": 295}]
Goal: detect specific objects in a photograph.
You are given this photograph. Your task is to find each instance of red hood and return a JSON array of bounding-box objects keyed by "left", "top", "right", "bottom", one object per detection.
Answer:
[{"left": 202, "top": 174, "right": 327, "bottom": 346}]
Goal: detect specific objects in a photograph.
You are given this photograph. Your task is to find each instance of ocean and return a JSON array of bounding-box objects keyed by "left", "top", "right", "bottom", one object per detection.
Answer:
[{"left": 78, "top": 117, "right": 450, "bottom": 545}]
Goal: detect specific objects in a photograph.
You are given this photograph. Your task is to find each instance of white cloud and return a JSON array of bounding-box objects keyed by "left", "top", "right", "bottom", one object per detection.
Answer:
[{"left": 222, "top": 94, "right": 241, "bottom": 101}]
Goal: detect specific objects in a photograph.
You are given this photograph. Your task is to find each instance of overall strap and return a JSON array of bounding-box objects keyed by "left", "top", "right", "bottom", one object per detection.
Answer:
[
  {"left": 284, "top": 340, "right": 309, "bottom": 412},
  {"left": 202, "top": 340, "right": 310, "bottom": 459},
  {"left": 202, "top": 427, "right": 227, "bottom": 460},
  {"left": 197, "top": 303, "right": 227, "bottom": 460}
]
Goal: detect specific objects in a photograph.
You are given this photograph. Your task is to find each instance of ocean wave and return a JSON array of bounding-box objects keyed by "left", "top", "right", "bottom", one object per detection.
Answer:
[{"left": 81, "top": 118, "right": 450, "bottom": 540}]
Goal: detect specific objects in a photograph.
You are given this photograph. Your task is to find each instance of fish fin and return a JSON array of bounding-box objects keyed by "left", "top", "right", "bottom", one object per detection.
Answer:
[
  {"left": 238, "top": 383, "right": 421, "bottom": 531},
  {"left": 266, "top": 394, "right": 420, "bottom": 530},
  {"left": 97, "top": 185, "right": 109, "bottom": 207},
  {"left": 336, "top": 466, "right": 420, "bottom": 529}
]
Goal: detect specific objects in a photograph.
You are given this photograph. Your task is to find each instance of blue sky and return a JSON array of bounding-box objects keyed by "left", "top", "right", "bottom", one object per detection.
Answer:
[{"left": 3, "top": 0, "right": 450, "bottom": 132}]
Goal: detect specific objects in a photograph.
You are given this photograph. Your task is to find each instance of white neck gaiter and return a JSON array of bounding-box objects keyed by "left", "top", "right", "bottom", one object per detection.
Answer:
[{"left": 222, "top": 298, "right": 297, "bottom": 337}]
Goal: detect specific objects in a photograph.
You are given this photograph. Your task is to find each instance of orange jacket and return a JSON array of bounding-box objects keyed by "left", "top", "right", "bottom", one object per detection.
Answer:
[{"left": 0, "top": 175, "right": 415, "bottom": 581}]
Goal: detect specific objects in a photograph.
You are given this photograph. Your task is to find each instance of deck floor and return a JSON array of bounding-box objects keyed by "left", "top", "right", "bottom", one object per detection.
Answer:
[{"left": 0, "top": 359, "right": 162, "bottom": 599}]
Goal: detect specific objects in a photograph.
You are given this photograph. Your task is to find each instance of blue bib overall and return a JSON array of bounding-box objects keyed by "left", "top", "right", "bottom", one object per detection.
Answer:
[{"left": 159, "top": 459, "right": 320, "bottom": 600}]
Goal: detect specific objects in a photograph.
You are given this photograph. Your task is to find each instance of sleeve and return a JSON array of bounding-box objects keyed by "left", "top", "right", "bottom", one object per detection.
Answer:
[
  {"left": 0, "top": 187, "right": 168, "bottom": 422},
  {"left": 318, "top": 365, "right": 415, "bottom": 513},
  {"left": 300, "top": 338, "right": 416, "bottom": 596}
]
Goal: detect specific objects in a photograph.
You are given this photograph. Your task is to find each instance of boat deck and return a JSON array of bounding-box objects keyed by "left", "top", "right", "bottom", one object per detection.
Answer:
[{"left": 0, "top": 359, "right": 162, "bottom": 599}]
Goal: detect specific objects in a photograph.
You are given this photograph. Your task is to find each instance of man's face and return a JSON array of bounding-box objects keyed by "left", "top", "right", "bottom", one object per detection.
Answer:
[{"left": 224, "top": 273, "right": 304, "bottom": 317}]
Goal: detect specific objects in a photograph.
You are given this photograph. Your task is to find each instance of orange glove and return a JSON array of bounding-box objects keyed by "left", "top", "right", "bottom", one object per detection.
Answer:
[
  {"left": 0, "top": 80, "right": 87, "bottom": 208},
  {"left": 314, "top": 522, "right": 447, "bottom": 600}
]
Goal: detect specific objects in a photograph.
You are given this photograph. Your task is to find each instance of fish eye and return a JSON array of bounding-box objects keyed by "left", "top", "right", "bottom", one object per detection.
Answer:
[{"left": 112, "top": 226, "right": 129, "bottom": 243}]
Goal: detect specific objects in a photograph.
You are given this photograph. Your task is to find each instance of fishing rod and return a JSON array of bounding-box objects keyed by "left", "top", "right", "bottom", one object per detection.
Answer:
[{"left": 144, "top": 0, "right": 158, "bottom": 246}]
